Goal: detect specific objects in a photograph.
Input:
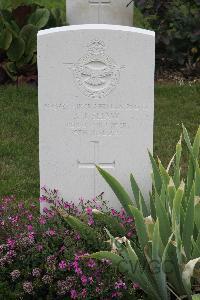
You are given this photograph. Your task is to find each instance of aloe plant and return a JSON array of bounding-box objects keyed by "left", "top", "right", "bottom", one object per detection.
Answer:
[
  {"left": 57, "top": 126, "right": 200, "bottom": 299},
  {"left": 88, "top": 125, "right": 200, "bottom": 300}
]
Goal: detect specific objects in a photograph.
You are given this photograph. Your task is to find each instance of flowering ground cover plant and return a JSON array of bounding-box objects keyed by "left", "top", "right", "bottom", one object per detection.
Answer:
[{"left": 0, "top": 190, "right": 142, "bottom": 299}]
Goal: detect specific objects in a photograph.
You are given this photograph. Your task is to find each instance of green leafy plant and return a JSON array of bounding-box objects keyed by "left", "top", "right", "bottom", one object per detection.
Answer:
[
  {"left": 0, "top": 2, "right": 65, "bottom": 83},
  {"left": 88, "top": 125, "right": 200, "bottom": 300},
  {"left": 192, "top": 295, "right": 200, "bottom": 300},
  {"left": 134, "top": 0, "right": 200, "bottom": 75}
]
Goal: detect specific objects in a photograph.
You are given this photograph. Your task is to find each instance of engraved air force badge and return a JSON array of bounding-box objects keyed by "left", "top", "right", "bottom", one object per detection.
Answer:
[{"left": 73, "top": 40, "right": 121, "bottom": 99}]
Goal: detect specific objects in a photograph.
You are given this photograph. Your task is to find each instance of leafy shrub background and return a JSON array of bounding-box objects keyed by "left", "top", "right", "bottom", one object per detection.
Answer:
[
  {"left": 134, "top": 0, "right": 200, "bottom": 75},
  {"left": 0, "top": 0, "right": 65, "bottom": 84}
]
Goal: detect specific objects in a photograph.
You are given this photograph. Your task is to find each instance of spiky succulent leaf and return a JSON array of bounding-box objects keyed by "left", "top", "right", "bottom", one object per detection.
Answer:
[
  {"left": 59, "top": 212, "right": 98, "bottom": 246},
  {"left": 152, "top": 221, "right": 168, "bottom": 300},
  {"left": 192, "top": 295, "right": 200, "bottom": 300},
  {"left": 155, "top": 190, "right": 171, "bottom": 246},
  {"left": 128, "top": 205, "right": 148, "bottom": 250},
  {"left": 148, "top": 151, "right": 162, "bottom": 193},
  {"left": 130, "top": 174, "right": 148, "bottom": 216},
  {"left": 125, "top": 239, "right": 161, "bottom": 300},
  {"left": 97, "top": 166, "right": 133, "bottom": 216},
  {"left": 92, "top": 210, "right": 126, "bottom": 236},
  {"left": 182, "top": 125, "right": 195, "bottom": 164},
  {"left": 182, "top": 184, "right": 195, "bottom": 259},
  {"left": 195, "top": 166, "right": 200, "bottom": 196},
  {"left": 182, "top": 258, "right": 200, "bottom": 295},
  {"left": 158, "top": 160, "right": 170, "bottom": 188},
  {"left": 173, "top": 135, "right": 182, "bottom": 188},
  {"left": 130, "top": 174, "right": 142, "bottom": 209},
  {"left": 90, "top": 251, "right": 127, "bottom": 272},
  {"left": 172, "top": 181, "right": 185, "bottom": 230},
  {"left": 194, "top": 201, "right": 200, "bottom": 231},
  {"left": 192, "top": 126, "right": 200, "bottom": 159},
  {"left": 167, "top": 178, "right": 176, "bottom": 211},
  {"left": 192, "top": 236, "right": 200, "bottom": 259}
]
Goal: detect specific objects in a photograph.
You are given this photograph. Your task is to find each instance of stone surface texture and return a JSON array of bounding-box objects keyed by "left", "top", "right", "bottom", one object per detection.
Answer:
[
  {"left": 38, "top": 25, "right": 155, "bottom": 211},
  {"left": 67, "top": 0, "right": 134, "bottom": 26}
]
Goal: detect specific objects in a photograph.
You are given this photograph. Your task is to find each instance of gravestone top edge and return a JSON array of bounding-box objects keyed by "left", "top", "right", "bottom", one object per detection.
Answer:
[{"left": 37, "top": 24, "right": 155, "bottom": 37}]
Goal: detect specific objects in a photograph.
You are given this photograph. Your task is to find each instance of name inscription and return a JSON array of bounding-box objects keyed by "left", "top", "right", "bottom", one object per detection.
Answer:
[{"left": 44, "top": 102, "right": 148, "bottom": 137}]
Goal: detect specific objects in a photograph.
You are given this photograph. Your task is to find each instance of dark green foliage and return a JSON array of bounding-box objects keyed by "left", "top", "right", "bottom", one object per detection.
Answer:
[
  {"left": 134, "top": 0, "right": 200, "bottom": 74},
  {"left": 0, "top": 1, "right": 65, "bottom": 83}
]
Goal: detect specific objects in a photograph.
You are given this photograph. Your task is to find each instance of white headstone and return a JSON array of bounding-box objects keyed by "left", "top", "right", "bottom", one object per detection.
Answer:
[
  {"left": 38, "top": 25, "right": 155, "bottom": 212},
  {"left": 67, "top": 0, "right": 134, "bottom": 26}
]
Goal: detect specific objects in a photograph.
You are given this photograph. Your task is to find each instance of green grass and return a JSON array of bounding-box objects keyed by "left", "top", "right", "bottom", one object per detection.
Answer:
[
  {"left": 0, "top": 83, "right": 200, "bottom": 201},
  {"left": 154, "top": 83, "right": 200, "bottom": 166},
  {"left": 0, "top": 86, "right": 38, "bottom": 200}
]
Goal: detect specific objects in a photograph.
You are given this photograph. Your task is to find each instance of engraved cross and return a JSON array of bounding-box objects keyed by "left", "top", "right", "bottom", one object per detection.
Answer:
[
  {"left": 78, "top": 141, "right": 115, "bottom": 196},
  {"left": 89, "top": 0, "right": 111, "bottom": 23}
]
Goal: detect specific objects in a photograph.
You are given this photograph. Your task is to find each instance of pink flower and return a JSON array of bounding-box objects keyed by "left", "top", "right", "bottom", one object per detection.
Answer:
[
  {"left": 27, "top": 225, "right": 33, "bottom": 231},
  {"left": 18, "top": 203, "right": 24, "bottom": 209},
  {"left": 88, "top": 276, "right": 94, "bottom": 284},
  {"left": 88, "top": 217, "right": 94, "bottom": 226},
  {"left": 27, "top": 214, "right": 33, "bottom": 221},
  {"left": 127, "top": 231, "right": 133, "bottom": 238},
  {"left": 28, "top": 232, "right": 35, "bottom": 242},
  {"left": 87, "top": 259, "right": 96, "bottom": 269},
  {"left": 9, "top": 216, "right": 19, "bottom": 224},
  {"left": 126, "top": 217, "right": 133, "bottom": 224},
  {"left": 32, "top": 268, "right": 41, "bottom": 277},
  {"left": 46, "top": 229, "right": 56, "bottom": 236},
  {"left": 36, "top": 244, "right": 43, "bottom": 252},
  {"left": 111, "top": 209, "right": 118, "bottom": 216},
  {"left": 7, "top": 239, "right": 15, "bottom": 249},
  {"left": 133, "top": 282, "right": 140, "bottom": 289},
  {"left": 59, "top": 260, "right": 67, "bottom": 270},
  {"left": 70, "top": 289, "right": 78, "bottom": 299},
  {"left": 10, "top": 270, "right": 20, "bottom": 281},
  {"left": 114, "top": 279, "right": 126, "bottom": 290},
  {"left": 85, "top": 207, "right": 93, "bottom": 215},
  {"left": 75, "top": 233, "right": 81, "bottom": 241},
  {"left": 72, "top": 261, "right": 82, "bottom": 275},
  {"left": 39, "top": 216, "right": 46, "bottom": 225},
  {"left": 81, "top": 288, "right": 87, "bottom": 298},
  {"left": 23, "top": 281, "right": 33, "bottom": 294},
  {"left": 39, "top": 196, "right": 47, "bottom": 203},
  {"left": 81, "top": 275, "right": 87, "bottom": 286}
]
